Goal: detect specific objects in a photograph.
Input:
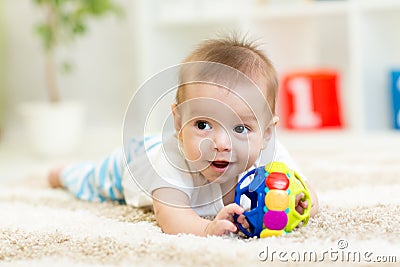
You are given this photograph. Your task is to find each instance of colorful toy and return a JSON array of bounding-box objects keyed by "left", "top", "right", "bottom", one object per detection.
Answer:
[{"left": 234, "top": 162, "right": 312, "bottom": 238}]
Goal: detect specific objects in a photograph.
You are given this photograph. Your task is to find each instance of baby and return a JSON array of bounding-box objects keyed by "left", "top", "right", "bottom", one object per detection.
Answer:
[{"left": 49, "top": 36, "right": 319, "bottom": 236}]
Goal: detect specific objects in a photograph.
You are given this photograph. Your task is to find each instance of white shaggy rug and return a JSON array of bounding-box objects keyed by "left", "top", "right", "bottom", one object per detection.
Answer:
[{"left": 1, "top": 131, "right": 400, "bottom": 266}]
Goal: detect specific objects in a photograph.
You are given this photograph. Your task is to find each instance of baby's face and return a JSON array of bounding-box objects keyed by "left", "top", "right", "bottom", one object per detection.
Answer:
[{"left": 172, "top": 82, "right": 272, "bottom": 184}]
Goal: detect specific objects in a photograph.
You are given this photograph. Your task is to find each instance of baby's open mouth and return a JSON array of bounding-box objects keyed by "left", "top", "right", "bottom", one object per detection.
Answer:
[{"left": 211, "top": 161, "right": 229, "bottom": 168}]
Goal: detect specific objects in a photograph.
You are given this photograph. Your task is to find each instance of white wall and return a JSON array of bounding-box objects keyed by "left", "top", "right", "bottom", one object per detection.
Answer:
[
  {"left": 2, "top": 0, "right": 137, "bottom": 131},
  {"left": 2, "top": 0, "right": 400, "bottom": 135}
]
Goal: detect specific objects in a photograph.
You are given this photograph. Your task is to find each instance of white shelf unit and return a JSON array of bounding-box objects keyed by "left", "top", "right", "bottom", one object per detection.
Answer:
[{"left": 131, "top": 0, "right": 400, "bottom": 132}]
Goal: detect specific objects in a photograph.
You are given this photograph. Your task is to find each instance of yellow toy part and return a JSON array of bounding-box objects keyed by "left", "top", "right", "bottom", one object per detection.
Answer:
[{"left": 260, "top": 228, "right": 285, "bottom": 238}]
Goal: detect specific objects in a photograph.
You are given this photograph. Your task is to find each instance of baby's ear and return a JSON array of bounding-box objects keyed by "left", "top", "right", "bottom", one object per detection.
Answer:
[
  {"left": 262, "top": 116, "right": 279, "bottom": 148},
  {"left": 262, "top": 127, "right": 273, "bottom": 149},
  {"left": 171, "top": 104, "right": 182, "bottom": 134}
]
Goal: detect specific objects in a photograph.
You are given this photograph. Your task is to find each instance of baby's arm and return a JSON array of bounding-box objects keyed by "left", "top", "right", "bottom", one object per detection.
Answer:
[{"left": 152, "top": 188, "right": 244, "bottom": 236}]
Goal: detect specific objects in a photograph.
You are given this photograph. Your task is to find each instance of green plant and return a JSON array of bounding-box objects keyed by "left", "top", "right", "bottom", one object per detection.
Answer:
[{"left": 33, "top": 0, "right": 122, "bottom": 102}]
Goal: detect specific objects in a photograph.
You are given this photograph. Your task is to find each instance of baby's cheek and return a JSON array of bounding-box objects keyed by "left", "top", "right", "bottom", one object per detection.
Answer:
[
  {"left": 183, "top": 138, "right": 205, "bottom": 161},
  {"left": 235, "top": 145, "right": 258, "bottom": 170},
  {"left": 245, "top": 153, "right": 259, "bottom": 170},
  {"left": 184, "top": 145, "right": 199, "bottom": 161},
  {"left": 237, "top": 136, "right": 261, "bottom": 154},
  {"left": 248, "top": 145, "right": 263, "bottom": 167}
]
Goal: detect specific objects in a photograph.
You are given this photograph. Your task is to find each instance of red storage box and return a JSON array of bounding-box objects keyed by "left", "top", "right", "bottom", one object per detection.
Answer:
[{"left": 279, "top": 70, "right": 342, "bottom": 129}]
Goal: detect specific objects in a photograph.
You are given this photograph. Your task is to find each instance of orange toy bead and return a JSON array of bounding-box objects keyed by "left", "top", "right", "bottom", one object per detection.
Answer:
[{"left": 265, "top": 190, "right": 289, "bottom": 211}]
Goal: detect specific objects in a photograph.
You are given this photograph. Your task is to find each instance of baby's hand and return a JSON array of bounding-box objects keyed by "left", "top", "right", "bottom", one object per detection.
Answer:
[
  {"left": 295, "top": 193, "right": 308, "bottom": 215},
  {"left": 205, "top": 203, "right": 244, "bottom": 236}
]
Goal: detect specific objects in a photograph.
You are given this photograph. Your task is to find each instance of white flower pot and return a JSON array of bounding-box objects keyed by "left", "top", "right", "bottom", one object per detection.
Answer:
[{"left": 19, "top": 101, "right": 85, "bottom": 157}]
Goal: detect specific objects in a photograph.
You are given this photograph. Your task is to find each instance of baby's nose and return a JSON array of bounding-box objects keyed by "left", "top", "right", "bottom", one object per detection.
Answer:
[{"left": 213, "top": 130, "right": 232, "bottom": 152}]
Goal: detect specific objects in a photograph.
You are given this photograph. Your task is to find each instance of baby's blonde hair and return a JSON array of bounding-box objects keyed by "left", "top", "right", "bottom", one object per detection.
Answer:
[{"left": 176, "top": 35, "right": 278, "bottom": 114}]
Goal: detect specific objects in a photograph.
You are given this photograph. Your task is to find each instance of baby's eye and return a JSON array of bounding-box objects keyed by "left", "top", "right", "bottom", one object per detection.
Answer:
[
  {"left": 234, "top": 125, "right": 250, "bottom": 134},
  {"left": 196, "top": 121, "right": 211, "bottom": 130}
]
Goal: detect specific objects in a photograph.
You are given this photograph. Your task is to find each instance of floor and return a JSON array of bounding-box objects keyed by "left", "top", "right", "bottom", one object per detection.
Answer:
[{"left": 1, "top": 127, "right": 399, "bottom": 266}]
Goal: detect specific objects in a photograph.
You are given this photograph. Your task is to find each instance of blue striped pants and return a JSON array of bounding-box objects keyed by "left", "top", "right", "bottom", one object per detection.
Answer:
[{"left": 60, "top": 136, "right": 161, "bottom": 203}]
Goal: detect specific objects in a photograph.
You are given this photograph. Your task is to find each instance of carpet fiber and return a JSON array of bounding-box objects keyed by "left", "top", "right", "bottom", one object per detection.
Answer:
[{"left": 1, "top": 132, "right": 399, "bottom": 266}]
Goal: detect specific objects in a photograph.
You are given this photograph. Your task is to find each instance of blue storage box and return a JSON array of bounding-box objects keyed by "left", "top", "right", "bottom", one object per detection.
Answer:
[{"left": 391, "top": 70, "right": 400, "bottom": 129}]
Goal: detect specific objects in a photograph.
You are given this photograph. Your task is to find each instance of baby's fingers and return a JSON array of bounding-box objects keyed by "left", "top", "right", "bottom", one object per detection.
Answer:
[
  {"left": 236, "top": 214, "right": 246, "bottom": 224},
  {"left": 300, "top": 200, "right": 308, "bottom": 209},
  {"left": 217, "top": 203, "right": 244, "bottom": 220},
  {"left": 212, "top": 220, "right": 237, "bottom": 236},
  {"left": 295, "top": 205, "right": 304, "bottom": 215},
  {"left": 296, "top": 200, "right": 310, "bottom": 215},
  {"left": 236, "top": 214, "right": 250, "bottom": 230},
  {"left": 226, "top": 203, "right": 245, "bottom": 215},
  {"left": 295, "top": 193, "right": 305, "bottom": 205}
]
